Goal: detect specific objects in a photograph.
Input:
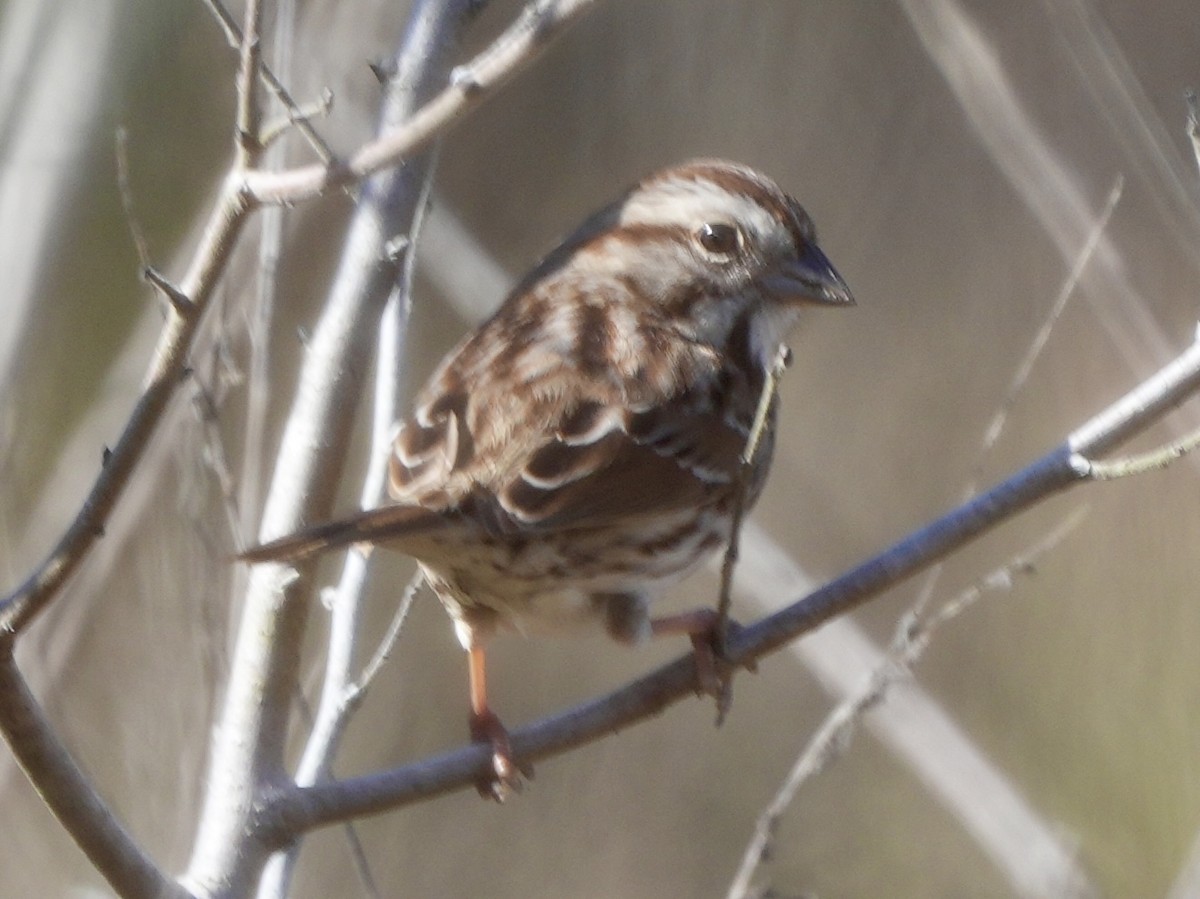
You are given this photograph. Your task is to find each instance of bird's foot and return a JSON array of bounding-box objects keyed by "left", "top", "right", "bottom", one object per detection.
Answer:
[
  {"left": 469, "top": 707, "right": 529, "bottom": 801},
  {"left": 651, "top": 608, "right": 753, "bottom": 726}
]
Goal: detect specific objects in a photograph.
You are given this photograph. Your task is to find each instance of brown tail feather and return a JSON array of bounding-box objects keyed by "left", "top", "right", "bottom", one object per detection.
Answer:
[{"left": 237, "top": 504, "right": 449, "bottom": 564}]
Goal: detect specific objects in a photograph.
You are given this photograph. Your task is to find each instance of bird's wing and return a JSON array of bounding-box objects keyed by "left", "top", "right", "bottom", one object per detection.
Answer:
[{"left": 389, "top": 326, "right": 763, "bottom": 534}]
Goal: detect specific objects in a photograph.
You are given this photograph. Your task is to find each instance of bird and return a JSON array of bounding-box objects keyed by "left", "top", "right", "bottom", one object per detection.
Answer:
[{"left": 240, "top": 159, "right": 854, "bottom": 798}]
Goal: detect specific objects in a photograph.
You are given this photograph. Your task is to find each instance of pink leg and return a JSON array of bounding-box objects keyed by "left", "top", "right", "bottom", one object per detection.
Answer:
[
  {"left": 650, "top": 608, "right": 746, "bottom": 724},
  {"left": 467, "top": 645, "right": 525, "bottom": 801}
]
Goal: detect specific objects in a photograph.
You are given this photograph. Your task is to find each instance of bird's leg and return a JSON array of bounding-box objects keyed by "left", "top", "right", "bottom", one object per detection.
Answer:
[
  {"left": 649, "top": 608, "right": 749, "bottom": 725},
  {"left": 467, "top": 644, "right": 525, "bottom": 801},
  {"left": 602, "top": 592, "right": 748, "bottom": 724}
]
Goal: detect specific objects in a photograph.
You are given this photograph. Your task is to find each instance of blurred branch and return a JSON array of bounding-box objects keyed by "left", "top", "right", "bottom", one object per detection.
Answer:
[
  {"left": 243, "top": 0, "right": 600, "bottom": 205},
  {"left": 202, "top": 0, "right": 334, "bottom": 163},
  {"left": 185, "top": 0, "right": 495, "bottom": 893},
  {"left": 0, "top": 648, "right": 189, "bottom": 899},
  {"left": 260, "top": 330, "right": 1200, "bottom": 837},
  {"left": 234, "top": 0, "right": 264, "bottom": 165},
  {"left": 1187, "top": 89, "right": 1200, "bottom": 180},
  {"left": 0, "top": 0, "right": 597, "bottom": 637},
  {"left": 977, "top": 174, "right": 1123, "bottom": 460},
  {"left": 255, "top": 153, "right": 436, "bottom": 899},
  {"left": 725, "top": 510, "right": 1089, "bottom": 899}
]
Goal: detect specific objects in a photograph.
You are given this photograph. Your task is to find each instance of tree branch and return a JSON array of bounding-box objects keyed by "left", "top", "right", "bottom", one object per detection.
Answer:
[
  {"left": 242, "top": 0, "right": 600, "bottom": 205},
  {"left": 184, "top": 2, "right": 484, "bottom": 895},
  {"left": 0, "top": 645, "right": 190, "bottom": 899},
  {"left": 725, "top": 511, "right": 1087, "bottom": 899},
  {"left": 258, "top": 331, "right": 1200, "bottom": 838}
]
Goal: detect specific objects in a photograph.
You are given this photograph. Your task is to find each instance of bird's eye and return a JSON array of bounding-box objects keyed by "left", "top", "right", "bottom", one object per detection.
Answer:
[{"left": 695, "top": 222, "right": 742, "bottom": 257}]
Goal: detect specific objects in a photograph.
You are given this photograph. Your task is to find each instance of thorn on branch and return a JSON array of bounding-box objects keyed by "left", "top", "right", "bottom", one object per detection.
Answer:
[
  {"left": 368, "top": 59, "right": 395, "bottom": 85},
  {"left": 143, "top": 267, "right": 195, "bottom": 317}
]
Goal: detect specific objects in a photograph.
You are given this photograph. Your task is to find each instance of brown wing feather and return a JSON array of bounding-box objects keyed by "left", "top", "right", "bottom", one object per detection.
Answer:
[{"left": 387, "top": 319, "right": 757, "bottom": 536}]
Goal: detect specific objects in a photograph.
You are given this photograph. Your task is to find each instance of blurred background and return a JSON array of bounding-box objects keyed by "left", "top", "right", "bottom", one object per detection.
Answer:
[{"left": 2, "top": 0, "right": 1200, "bottom": 896}]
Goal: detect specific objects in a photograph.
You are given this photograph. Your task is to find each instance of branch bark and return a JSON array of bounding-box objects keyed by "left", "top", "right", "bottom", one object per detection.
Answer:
[
  {"left": 257, "top": 332, "right": 1200, "bottom": 838},
  {"left": 183, "top": 1, "right": 480, "bottom": 895}
]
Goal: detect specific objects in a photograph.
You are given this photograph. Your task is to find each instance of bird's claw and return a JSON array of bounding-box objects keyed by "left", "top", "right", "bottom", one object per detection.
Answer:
[{"left": 469, "top": 708, "right": 530, "bottom": 801}]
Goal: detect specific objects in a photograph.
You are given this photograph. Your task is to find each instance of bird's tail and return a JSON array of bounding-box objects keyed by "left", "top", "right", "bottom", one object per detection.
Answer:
[{"left": 237, "top": 504, "right": 450, "bottom": 564}]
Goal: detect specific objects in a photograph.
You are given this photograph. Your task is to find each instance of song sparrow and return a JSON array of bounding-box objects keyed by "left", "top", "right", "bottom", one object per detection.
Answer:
[{"left": 241, "top": 159, "right": 854, "bottom": 798}]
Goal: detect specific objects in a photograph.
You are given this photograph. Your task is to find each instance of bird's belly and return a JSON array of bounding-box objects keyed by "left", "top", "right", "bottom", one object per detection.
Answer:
[{"left": 418, "top": 509, "right": 728, "bottom": 643}]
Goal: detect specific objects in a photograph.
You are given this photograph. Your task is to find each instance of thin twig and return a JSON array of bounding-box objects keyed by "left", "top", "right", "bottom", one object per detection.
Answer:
[
  {"left": 724, "top": 510, "right": 1085, "bottom": 899},
  {"left": 201, "top": 0, "right": 336, "bottom": 163},
  {"left": 914, "top": 172, "right": 1121, "bottom": 627},
  {"left": 256, "top": 154, "right": 437, "bottom": 899},
  {"left": 1074, "top": 423, "right": 1200, "bottom": 480},
  {"left": 1187, "top": 89, "right": 1200, "bottom": 179},
  {"left": 187, "top": 0, "right": 505, "bottom": 892},
  {"left": 258, "top": 89, "right": 334, "bottom": 151},
  {"left": 256, "top": 332, "right": 1200, "bottom": 840},
  {"left": 244, "top": 0, "right": 601, "bottom": 205},
  {"left": 349, "top": 571, "right": 424, "bottom": 703},
  {"left": 234, "top": 0, "right": 265, "bottom": 166},
  {"left": 977, "top": 174, "right": 1124, "bottom": 460},
  {"left": 114, "top": 126, "right": 152, "bottom": 273},
  {"left": 715, "top": 346, "right": 790, "bottom": 649}
]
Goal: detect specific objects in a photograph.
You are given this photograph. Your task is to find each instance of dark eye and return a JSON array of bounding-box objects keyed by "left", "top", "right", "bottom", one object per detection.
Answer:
[{"left": 695, "top": 222, "right": 741, "bottom": 256}]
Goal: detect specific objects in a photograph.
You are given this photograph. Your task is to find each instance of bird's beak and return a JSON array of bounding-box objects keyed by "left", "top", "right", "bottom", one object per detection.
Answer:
[{"left": 763, "top": 243, "right": 856, "bottom": 307}]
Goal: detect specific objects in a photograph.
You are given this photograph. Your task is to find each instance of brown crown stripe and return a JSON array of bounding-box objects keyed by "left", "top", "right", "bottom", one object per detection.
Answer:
[{"left": 652, "top": 161, "right": 813, "bottom": 255}]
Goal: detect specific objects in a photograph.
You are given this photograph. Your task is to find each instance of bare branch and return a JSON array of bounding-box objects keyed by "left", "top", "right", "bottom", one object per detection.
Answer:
[
  {"left": 234, "top": 0, "right": 265, "bottom": 165},
  {"left": 258, "top": 88, "right": 333, "bottom": 152},
  {"left": 243, "top": 0, "right": 601, "bottom": 205},
  {"left": 0, "top": 646, "right": 190, "bottom": 899},
  {"left": 978, "top": 174, "right": 1124, "bottom": 459},
  {"left": 725, "top": 511, "right": 1086, "bottom": 899},
  {"left": 256, "top": 154, "right": 437, "bottom": 899},
  {"left": 185, "top": 1, "right": 500, "bottom": 893},
  {"left": 0, "top": 181, "right": 252, "bottom": 635},
  {"left": 257, "top": 332, "right": 1200, "bottom": 838},
  {"left": 202, "top": 0, "right": 336, "bottom": 164},
  {"left": 1074, "top": 422, "right": 1200, "bottom": 480}
]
